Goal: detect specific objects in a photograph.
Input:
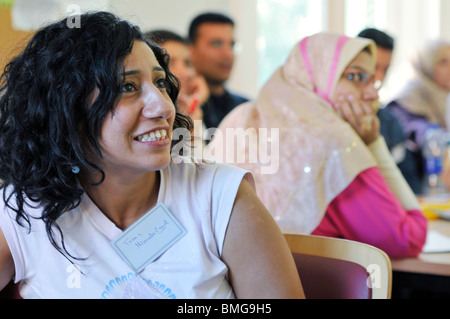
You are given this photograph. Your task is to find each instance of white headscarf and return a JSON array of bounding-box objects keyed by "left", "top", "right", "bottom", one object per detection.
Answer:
[{"left": 396, "top": 40, "right": 450, "bottom": 128}]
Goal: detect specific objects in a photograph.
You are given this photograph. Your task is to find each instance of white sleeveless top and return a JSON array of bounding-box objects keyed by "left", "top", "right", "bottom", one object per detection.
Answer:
[{"left": 0, "top": 158, "right": 251, "bottom": 299}]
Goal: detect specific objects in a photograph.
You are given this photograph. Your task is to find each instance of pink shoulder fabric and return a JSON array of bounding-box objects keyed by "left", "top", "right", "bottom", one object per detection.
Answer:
[{"left": 312, "top": 167, "right": 427, "bottom": 258}]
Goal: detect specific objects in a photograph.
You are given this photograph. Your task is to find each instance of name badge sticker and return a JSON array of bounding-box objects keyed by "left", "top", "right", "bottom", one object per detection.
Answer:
[{"left": 112, "top": 203, "right": 187, "bottom": 273}]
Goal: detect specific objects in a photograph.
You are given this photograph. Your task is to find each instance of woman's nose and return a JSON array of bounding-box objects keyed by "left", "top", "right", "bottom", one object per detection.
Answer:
[
  {"left": 363, "top": 85, "right": 379, "bottom": 102},
  {"left": 141, "top": 87, "right": 175, "bottom": 120}
]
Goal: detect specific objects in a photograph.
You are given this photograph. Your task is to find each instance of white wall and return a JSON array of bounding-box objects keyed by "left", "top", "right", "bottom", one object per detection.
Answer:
[
  {"left": 109, "top": 0, "right": 228, "bottom": 35},
  {"left": 380, "top": 0, "right": 443, "bottom": 100},
  {"left": 440, "top": 0, "right": 450, "bottom": 41},
  {"left": 326, "top": 0, "right": 345, "bottom": 32},
  {"left": 227, "top": 0, "right": 258, "bottom": 99}
]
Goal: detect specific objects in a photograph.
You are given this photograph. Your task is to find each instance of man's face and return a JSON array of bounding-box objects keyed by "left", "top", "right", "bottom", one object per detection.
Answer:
[
  {"left": 375, "top": 46, "right": 393, "bottom": 83},
  {"left": 190, "top": 23, "right": 235, "bottom": 86}
]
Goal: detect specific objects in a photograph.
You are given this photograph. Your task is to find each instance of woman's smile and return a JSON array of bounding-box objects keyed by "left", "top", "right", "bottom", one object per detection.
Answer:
[{"left": 135, "top": 129, "right": 169, "bottom": 142}]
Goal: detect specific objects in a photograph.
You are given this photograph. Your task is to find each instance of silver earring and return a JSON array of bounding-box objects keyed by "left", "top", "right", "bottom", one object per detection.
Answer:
[{"left": 72, "top": 166, "right": 80, "bottom": 174}]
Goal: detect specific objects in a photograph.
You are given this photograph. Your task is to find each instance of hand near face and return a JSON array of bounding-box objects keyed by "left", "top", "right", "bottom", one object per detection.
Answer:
[
  {"left": 177, "top": 75, "right": 209, "bottom": 122},
  {"left": 332, "top": 50, "right": 380, "bottom": 145},
  {"left": 334, "top": 94, "right": 380, "bottom": 145},
  {"left": 188, "top": 74, "right": 210, "bottom": 107},
  {"left": 177, "top": 93, "right": 203, "bottom": 122}
]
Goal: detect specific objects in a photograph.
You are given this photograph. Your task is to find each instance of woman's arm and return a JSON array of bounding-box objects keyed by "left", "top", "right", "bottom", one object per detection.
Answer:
[
  {"left": 367, "top": 136, "right": 420, "bottom": 210},
  {"left": 330, "top": 96, "right": 427, "bottom": 257},
  {"left": 0, "top": 227, "right": 14, "bottom": 291},
  {"left": 313, "top": 167, "right": 427, "bottom": 258},
  {"left": 388, "top": 101, "right": 433, "bottom": 149},
  {"left": 222, "top": 179, "right": 305, "bottom": 299}
]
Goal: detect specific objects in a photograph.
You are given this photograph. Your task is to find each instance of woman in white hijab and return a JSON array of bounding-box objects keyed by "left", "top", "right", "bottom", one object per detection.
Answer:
[
  {"left": 207, "top": 33, "right": 427, "bottom": 258},
  {"left": 387, "top": 40, "right": 450, "bottom": 194}
]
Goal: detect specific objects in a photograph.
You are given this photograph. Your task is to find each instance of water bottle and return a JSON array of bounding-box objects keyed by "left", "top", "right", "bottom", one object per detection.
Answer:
[{"left": 422, "top": 127, "right": 448, "bottom": 196}]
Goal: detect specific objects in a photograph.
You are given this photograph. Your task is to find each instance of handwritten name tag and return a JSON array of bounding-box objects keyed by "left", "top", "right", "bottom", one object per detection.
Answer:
[{"left": 112, "top": 203, "right": 187, "bottom": 273}]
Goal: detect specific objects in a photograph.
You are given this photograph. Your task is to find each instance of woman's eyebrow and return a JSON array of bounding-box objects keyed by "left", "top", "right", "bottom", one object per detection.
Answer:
[
  {"left": 121, "top": 70, "right": 140, "bottom": 77},
  {"left": 346, "top": 65, "right": 370, "bottom": 73},
  {"left": 153, "top": 66, "right": 166, "bottom": 77},
  {"left": 121, "top": 66, "right": 166, "bottom": 78},
  {"left": 122, "top": 67, "right": 165, "bottom": 77}
]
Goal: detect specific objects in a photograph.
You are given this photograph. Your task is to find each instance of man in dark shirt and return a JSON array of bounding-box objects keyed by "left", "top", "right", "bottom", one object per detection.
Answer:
[
  {"left": 204, "top": 91, "right": 248, "bottom": 130},
  {"left": 189, "top": 12, "right": 249, "bottom": 130},
  {"left": 358, "top": 28, "right": 422, "bottom": 194},
  {"left": 358, "top": 28, "right": 399, "bottom": 150}
]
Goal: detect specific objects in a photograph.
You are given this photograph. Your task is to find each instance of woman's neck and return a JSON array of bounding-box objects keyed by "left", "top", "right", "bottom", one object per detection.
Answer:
[{"left": 81, "top": 170, "right": 160, "bottom": 230}]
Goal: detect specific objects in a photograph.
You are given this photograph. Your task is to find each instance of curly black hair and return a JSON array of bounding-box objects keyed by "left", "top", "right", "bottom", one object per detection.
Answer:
[{"left": 0, "top": 11, "right": 192, "bottom": 260}]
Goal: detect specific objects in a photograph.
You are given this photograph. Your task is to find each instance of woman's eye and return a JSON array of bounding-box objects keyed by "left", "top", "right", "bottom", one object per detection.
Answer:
[
  {"left": 346, "top": 73, "right": 355, "bottom": 81},
  {"left": 437, "top": 58, "right": 450, "bottom": 66},
  {"left": 156, "top": 78, "right": 168, "bottom": 90},
  {"left": 356, "top": 73, "right": 365, "bottom": 82},
  {"left": 122, "top": 82, "right": 137, "bottom": 93}
]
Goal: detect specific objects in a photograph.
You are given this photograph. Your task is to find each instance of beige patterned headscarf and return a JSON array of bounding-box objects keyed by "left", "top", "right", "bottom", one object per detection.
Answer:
[
  {"left": 207, "top": 33, "right": 378, "bottom": 234},
  {"left": 396, "top": 40, "right": 450, "bottom": 128}
]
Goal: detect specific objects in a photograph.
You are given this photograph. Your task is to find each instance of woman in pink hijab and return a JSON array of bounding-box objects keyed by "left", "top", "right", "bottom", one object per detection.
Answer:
[{"left": 207, "top": 33, "right": 427, "bottom": 258}]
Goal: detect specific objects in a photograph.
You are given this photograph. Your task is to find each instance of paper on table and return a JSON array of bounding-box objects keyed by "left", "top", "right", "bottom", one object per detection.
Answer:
[{"left": 423, "top": 231, "right": 450, "bottom": 253}]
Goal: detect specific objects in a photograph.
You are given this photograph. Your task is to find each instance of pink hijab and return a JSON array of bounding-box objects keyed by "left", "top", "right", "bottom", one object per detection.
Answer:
[{"left": 207, "top": 33, "right": 378, "bottom": 234}]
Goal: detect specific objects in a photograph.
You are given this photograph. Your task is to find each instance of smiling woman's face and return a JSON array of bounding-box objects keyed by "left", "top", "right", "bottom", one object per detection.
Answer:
[{"left": 97, "top": 41, "right": 176, "bottom": 176}]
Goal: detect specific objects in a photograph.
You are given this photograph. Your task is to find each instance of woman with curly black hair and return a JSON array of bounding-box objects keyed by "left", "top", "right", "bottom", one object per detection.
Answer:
[{"left": 0, "top": 12, "right": 302, "bottom": 299}]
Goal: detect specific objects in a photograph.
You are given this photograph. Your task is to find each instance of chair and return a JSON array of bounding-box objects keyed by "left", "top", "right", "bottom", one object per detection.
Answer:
[
  {"left": 284, "top": 234, "right": 392, "bottom": 299},
  {"left": 0, "top": 281, "right": 21, "bottom": 299}
]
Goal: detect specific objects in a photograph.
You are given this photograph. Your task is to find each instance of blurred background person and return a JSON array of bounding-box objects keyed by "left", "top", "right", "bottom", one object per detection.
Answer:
[
  {"left": 358, "top": 28, "right": 404, "bottom": 156},
  {"left": 146, "top": 30, "right": 208, "bottom": 129},
  {"left": 387, "top": 40, "right": 450, "bottom": 194},
  {"left": 189, "top": 12, "right": 248, "bottom": 131},
  {"left": 358, "top": 28, "right": 419, "bottom": 193},
  {"left": 358, "top": 28, "right": 394, "bottom": 84}
]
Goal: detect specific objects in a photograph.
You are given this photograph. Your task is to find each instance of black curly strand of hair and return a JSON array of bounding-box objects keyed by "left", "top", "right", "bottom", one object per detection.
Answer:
[{"left": 0, "top": 11, "right": 193, "bottom": 261}]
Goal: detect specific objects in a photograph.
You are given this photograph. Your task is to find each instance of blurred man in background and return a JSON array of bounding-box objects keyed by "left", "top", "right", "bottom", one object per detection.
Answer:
[
  {"left": 359, "top": 28, "right": 419, "bottom": 193},
  {"left": 189, "top": 12, "right": 248, "bottom": 130}
]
